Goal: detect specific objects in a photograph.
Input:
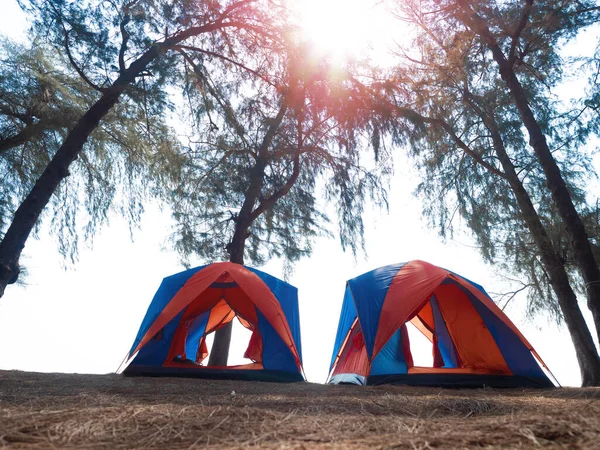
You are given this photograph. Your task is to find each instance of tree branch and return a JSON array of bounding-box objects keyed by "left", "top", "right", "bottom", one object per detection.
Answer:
[
  {"left": 48, "top": 2, "right": 106, "bottom": 93},
  {"left": 174, "top": 45, "right": 274, "bottom": 87},
  {"left": 391, "top": 103, "right": 508, "bottom": 179},
  {"left": 0, "top": 99, "right": 34, "bottom": 123},
  {"left": 249, "top": 152, "right": 300, "bottom": 223},
  {"left": 118, "top": 8, "right": 132, "bottom": 73},
  {"left": 508, "top": 0, "right": 534, "bottom": 66},
  {"left": 0, "top": 120, "right": 52, "bottom": 155},
  {"left": 177, "top": 49, "right": 249, "bottom": 146},
  {"left": 249, "top": 98, "right": 304, "bottom": 223},
  {"left": 489, "top": 282, "right": 532, "bottom": 311},
  {"left": 257, "top": 96, "right": 289, "bottom": 157}
]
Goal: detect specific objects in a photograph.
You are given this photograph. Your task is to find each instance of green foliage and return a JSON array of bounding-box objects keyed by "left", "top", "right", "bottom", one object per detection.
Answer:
[
  {"left": 0, "top": 36, "right": 182, "bottom": 263},
  {"left": 381, "top": 0, "right": 600, "bottom": 320},
  {"left": 2, "top": 0, "right": 271, "bottom": 266},
  {"left": 167, "top": 42, "right": 390, "bottom": 268}
]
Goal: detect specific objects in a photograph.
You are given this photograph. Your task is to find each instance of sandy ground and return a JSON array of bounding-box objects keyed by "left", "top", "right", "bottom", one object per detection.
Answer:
[{"left": 0, "top": 370, "right": 599, "bottom": 449}]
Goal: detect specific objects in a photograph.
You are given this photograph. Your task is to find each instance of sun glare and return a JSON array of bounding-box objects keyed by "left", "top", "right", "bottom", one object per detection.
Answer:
[{"left": 296, "top": 0, "right": 390, "bottom": 63}]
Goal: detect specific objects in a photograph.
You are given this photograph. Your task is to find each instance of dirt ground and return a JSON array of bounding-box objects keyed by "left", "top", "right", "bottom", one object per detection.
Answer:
[{"left": 0, "top": 370, "right": 599, "bottom": 449}]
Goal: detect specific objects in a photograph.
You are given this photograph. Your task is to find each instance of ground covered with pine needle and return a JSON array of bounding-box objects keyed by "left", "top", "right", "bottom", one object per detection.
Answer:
[{"left": 0, "top": 370, "right": 599, "bottom": 449}]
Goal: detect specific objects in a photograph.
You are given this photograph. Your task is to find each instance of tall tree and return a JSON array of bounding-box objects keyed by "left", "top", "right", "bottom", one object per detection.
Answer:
[
  {"left": 0, "top": 37, "right": 180, "bottom": 264},
  {"left": 381, "top": 93, "right": 600, "bottom": 384},
  {"left": 377, "top": 0, "right": 600, "bottom": 384},
  {"left": 167, "top": 44, "right": 389, "bottom": 365},
  {"left": 451, "top": 0, "right": 600, "bottom": 350},
  {"left": 0, "top": 0, "right": 269, "bottom": 296}
]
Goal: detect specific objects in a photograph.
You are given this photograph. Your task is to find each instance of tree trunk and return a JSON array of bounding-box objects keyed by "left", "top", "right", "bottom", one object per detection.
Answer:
[
  {"left": 0, "top": 20, "right": 229, "bottom": 297},
  {"left": 206, "top": 231, "right": 245, "bottom": 367},
  {"left": 0, "top": 85, "right": 133, "bottom": 297},
  {"left": 485, "top": 114, "right": 600, "bottom": 386},
  {"left": 206, "top": 96, "right": 289, "bottom": 367},
  {"left": 458, "top": 1, "right": 600, "bottom": 354},
  {"left": 207, "top": 156, "right": 269, "bottom": 366}
]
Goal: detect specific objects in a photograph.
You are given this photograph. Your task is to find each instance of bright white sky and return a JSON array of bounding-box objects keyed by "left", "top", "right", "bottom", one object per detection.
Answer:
[{"left": 0, "top": 0, "right": 597, "bottom": 387}]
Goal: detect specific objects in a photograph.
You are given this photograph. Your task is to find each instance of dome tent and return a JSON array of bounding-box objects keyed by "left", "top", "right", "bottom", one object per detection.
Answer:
[
  {"left": 121, "top": 262, "right": 304, "bottom": 382},
  {"left": 328, "top": 260, "right": 554, "bottom": 387}
]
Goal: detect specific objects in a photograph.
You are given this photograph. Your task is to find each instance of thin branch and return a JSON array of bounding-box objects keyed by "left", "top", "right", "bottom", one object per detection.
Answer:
[
  {"left": 189, "top": 151, "right": 236, "bottom": 193},
  {"left": 396, "top": 106, "right": 508, "bottom": 179},
  {"left": 118, "top": 8, "right": 132, "bottom": 73},
  {"left": 249, "top": 153, "right": 300, "bottom": 223},
  {"left": 177, "top": 49, "right": 249, "bottom": 147},
  {"left": 174, "top": 45, "right": 274, "bottom": 87},
  {"left": 48, "top": 2, "right": 105, "bottom": 93},
  {"left": 508, "top": 0, "right": 534, "bottom": 65},
  {"left": 489, "top": 282, "right": 532, "bottom": 310}
]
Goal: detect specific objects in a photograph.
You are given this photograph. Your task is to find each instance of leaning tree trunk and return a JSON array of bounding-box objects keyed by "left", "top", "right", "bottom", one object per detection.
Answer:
[
  {"left": 0, "top": 21, "right": 229, "bottom": 298},
  {"left": 458, "top": 2, "right": 600, "bottom": 350},
  {"left": 484, "top": 114, "right": 600, "bottom": 386},
  {"left": 0, "top": 81, "right": 138, "bottom": 297},
  {"left": 408, "top": 92, "right": 600, "bottom": 384}
]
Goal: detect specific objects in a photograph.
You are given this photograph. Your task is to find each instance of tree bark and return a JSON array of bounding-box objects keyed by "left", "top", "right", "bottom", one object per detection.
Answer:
[
  {"left": 207, "top": 97, "right": 291, "bottom": 366},
  {"left": 206, "top": 156, "right": 268, "bottom": 367},
  {"left": 0, "top": 20, "right": 235, "bottom": 297},
  {"left": 0, "top": 119, "right": 54, "bottom": 155},
  {"left": 457, "top": 0, "right": 600, "bottom": 352},
  {"left": 483, "top": 111, "right": 600, "bottom": 386}
]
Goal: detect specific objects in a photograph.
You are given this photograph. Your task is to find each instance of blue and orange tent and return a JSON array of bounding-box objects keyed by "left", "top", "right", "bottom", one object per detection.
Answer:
[
  {"left": 328, "top": 260, "right": 554, "bottom": 387},
  {"left": 120, "top": 262, "right": 304, "bottom": 382}
]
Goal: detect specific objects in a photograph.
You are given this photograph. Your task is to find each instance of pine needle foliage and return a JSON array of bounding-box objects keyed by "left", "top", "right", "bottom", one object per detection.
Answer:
[
  {"left": 0, "top": 36, "right": 181, "bottom": 263},
  {"left": 378, "top": 0, "right": 600, "bottom": 321},
  {"left": 167, "top": 38, "right": 391, "bottom": 268}
]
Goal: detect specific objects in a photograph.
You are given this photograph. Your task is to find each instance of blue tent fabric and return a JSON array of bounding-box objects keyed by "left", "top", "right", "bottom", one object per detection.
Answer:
[
  {"left": 370, "top": 328, "right": 408, "bottom": 376},
  {"left": 430, "top": 295, "right": 459, "bottom": 368},
  {"left": 249, "top": 267, "right": 303, "bottom": 364},
  {"left": 123, "top": 263, "right": 304, "bottom": 382},
  {"left": 329, "top": 285, "right": 358, "bottom": 370},
  {"left": 184, "top": 312, "right": 210, "bottom": 362},
  {"left": 132, "top": 310, "right": 185, "bottom": 366},
  {"left": 257, "top": 308, "right": 298, "bottom": 372},
  {"left": 347, "top": 263, "right": 406, "bottom": 359},
  {"left": 329, "top": 373, "right": 366, "bottom": 385},
  {"left": 128, "top": 266, "right": 207, "bottom": 355}
]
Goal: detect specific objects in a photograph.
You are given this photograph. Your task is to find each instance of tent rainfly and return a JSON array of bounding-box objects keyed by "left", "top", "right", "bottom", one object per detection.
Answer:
[
  {"left": 120, "top": 262, "right": 304, "bottom": 382},
  {"left": 328, "top": 260, "right": 554, "bottom": 388}
]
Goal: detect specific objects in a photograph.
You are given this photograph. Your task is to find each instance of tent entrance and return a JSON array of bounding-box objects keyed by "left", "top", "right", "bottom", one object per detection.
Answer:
[
  {"left": 166, "top": 276, "right": 266, "bottom": 369},
  {"left": 406, "top": 323, "right": 434, "bottom": 367},
  {"left": 404, "top": 295, "right": 461, "bottom": 370},
  {"left": 203, "top": 316, "right": 257, "bottom": 367}
]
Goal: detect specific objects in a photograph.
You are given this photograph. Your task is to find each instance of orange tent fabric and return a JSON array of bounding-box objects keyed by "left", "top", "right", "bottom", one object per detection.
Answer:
[{"left": 328, "top": 261, "right": 553, "bottom": 388}]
